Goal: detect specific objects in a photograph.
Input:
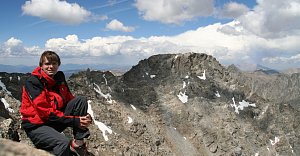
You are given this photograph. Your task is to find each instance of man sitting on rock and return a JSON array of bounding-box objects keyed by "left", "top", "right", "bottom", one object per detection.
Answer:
[{"left": 20, "top": 50, "right": 92, "bottom": 156}]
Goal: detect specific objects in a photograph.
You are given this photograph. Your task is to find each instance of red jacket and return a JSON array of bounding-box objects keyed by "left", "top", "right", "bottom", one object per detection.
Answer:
[{"left": 20, "top": 66, "right": 79, "bottom": 129}]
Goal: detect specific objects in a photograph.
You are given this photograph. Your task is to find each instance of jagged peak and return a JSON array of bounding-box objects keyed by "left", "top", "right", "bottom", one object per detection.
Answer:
[
  {"left": 227, "top": 64, "right": 241, "bottom": 73},
  {"left": 124, "top": 52, "right": 225, "bottom": 82}
]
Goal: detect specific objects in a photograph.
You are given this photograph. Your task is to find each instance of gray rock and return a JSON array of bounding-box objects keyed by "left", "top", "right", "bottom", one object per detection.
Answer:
[{"left": 0, "top": 138, "right": 53, "bottom": 156}]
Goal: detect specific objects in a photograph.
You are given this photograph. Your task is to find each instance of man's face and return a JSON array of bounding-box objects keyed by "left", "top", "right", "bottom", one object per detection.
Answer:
[{"left": 41, "top": 57, "right": 59, "bottom": 77}]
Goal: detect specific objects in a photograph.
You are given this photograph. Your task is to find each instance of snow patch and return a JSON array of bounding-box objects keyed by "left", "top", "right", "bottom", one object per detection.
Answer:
[
  {"left": 290, "top": 145, "right": 294, "bottom": 153},
  {"left": 177, "top": 91, "right": 188, "bottom": 103},
  {"left": 94, "top": 120, "right": 113, "bottom": 141},
  {"left": 230, "top": 97, "right": 256, "bottom": 114},
  {"left": 197, "top": 70, "right": 206, "bottom": 80},
  {"left": 182, "top": 81, "right": 187, "bottom": 89},
  {"left": 128, "top": 116, "right": 133, "bottom": 123},
  {"left": 87, "top": 100, "right": 113, "bottom": 141},
  {"left": 130, "top": 104, "right": 137, "bottom": 110},
  {"left": 150, "top": 75, "right": 156, "bottom": 78},
  {"left": 103, "top": 74, "right": 108, "bottom": 85},
  {"left": 215, "top": 91, "right": 220, "bottom": 97},
  {"left": 1, "top": 98, "right": 14, "bottom": 113},
  {"left": 270, "top": 136, "right": 280, "bottom": 146},
  {"left": 174, "top": 55, "right": 179, "bottom": 59},
  {"left": 0, "top": 80, "right": 12, "bottom": 95},
  {"left": 93, "top": 83, "right": 113, "bottom": 104}
]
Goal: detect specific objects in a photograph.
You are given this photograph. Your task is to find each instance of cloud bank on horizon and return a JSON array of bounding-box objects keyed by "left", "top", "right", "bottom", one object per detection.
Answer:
[{"left": 1, "top": 0, "right": 300, "bottom": 70}]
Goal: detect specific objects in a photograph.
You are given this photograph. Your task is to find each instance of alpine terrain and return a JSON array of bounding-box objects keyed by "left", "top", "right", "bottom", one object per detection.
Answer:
[{"left": 0, "top": 52, "right": 299, "bottom": 156}]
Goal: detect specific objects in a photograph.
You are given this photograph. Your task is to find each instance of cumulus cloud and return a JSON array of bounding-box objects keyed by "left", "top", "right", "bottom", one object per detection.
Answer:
[
  {"left": 4, "top": 38, "right": 23, "bottom": 47},
  {"left": 2, "top": 17, "right": 300, "bottom": 70},
  {"left": 106, "top": 19, "right": 135, "bottom": 32},
  {"left": 238, "top": 0, "right": 300, "bottom": 38},
  {"left": 0, "top": 37, "right": 41, "bottom": 57},
  {"left": 2, "top": 38, "right": 25, "bottom": 56},
  {"left": 45, "top": 35, "right": 135, "bottom": 57},
  {"left": 22, "top": 0, "right": 91, "bottom": 25},
  {"left": 134, "top": 0, "right": 214, "bottom": 24},
  {"left": 2, "top": 0, "right": 300, "bottom": 70},
  {"left": 217, "top": 2, "right": 250, "bottom": 19},
  {"left": 134, "top": 0, "right": 300, "bottom": 39},
  {"left": 41, "top": 20, "right": 300, "bottom": 70}
]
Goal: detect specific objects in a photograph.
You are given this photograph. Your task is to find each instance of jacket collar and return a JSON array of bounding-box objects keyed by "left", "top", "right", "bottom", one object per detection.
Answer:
[{"left": 31, "top": 66, "right": 56, "bottom": 87}]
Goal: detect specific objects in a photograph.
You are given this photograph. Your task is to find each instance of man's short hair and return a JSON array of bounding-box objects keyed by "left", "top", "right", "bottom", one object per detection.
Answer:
[{"left": 39, "top": 51, "right": 61, "bottom": 66}]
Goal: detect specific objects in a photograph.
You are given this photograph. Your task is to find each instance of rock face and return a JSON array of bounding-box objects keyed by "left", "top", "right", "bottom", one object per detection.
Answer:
[
  {"left": 0, "top": 138, "right": 53, "bottom": 156},
  {"left": 0, "top": 52, "right": 299, "bottom": 156},
  {"left": 0, "top": 72, "right": 30, "bottom": 101}
]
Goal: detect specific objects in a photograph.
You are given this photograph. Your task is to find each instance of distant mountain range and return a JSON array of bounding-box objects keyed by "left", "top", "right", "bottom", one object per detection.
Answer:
[
  {"left": 0, "top": 63, "right": 131, "bottom": 74},
  {"left": 0, "top": 64, "right": 35, "bottom": 73},
  {"left": 252, "top": 64, "right": 280, "bottom": 74},
  {"left": 235, "top": 63, "right": 300, "bottom": 74},
  {"left": 235, "top": 63, "right": 278, "bottom": 72},
  {"left": 1, "top": 62, "right": 299, "bottom": 77}
]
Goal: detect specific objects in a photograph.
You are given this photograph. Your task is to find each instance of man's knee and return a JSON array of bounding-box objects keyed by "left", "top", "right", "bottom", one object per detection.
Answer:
[
  {"left": 76, "top": 96, "right": 88, "bottom": 108},
  {"left": 77, "top": 96, "right": 87, "bottom": 103},
  {"left": 73, "top": 96, "right": 88, "bottom": 114}
]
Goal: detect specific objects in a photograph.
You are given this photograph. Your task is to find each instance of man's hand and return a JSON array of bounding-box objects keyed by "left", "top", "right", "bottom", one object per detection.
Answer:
[{"left": 79, "top": 114, "right": 92, "bottom": 129}]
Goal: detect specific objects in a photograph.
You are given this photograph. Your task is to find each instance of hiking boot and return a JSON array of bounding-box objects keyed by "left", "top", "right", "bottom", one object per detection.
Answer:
[{"left": 70, "top": 139, "right": 90, "bottom": 156}]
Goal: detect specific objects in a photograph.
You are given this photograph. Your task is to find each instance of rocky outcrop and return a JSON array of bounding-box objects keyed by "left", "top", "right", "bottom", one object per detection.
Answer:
[
  {"left": 0, "top": 93, "right": 21, "bottom": 142},
  {"left": 0, "top": 72, "right": 30, "bottom": 101},
  {"left": 0, "top": 52, "right": 299, "bottom": 156},
  {"left": 0, "top": 138, "right": 53, "bottom": 156}
]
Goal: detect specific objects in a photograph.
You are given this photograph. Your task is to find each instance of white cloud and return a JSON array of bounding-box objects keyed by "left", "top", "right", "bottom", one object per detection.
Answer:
[
  {"left": 0, "top": 37, "right": 41, "bottom": 57},
  {"left": 238, "top": 0, "right": 300, "bottom": 38},
  {"left": 40, "top": 22, "right": 260, "bottom": 66},
  {"left": 45, "top": 34, "right": 135, "bottom": 57},
  {"left": 22, "top": 0, "right": 91, "bottom": 25},
  {"left": 106, "top": 19, "right": 135, "bottom": 32},
  {"left": 218, "top": 2, "right": 250, "bottom": 18},
  {"left": 4, "top": 37, "right": 23, "bottom": 47},
  {"left": 169, "top": 22, "right": 251, "bottom": 55},
  {"left": 134, "top": 0, "right": 300, "bottom": 39},
  {"left": 135, "top": 0, "right": 214, "bottom": 24},
  {"left": 3, "top": 0, "right": 300, "bottom": 70},
  {"left": 2, "top": 18, "right": 300, "bottom": 70}
]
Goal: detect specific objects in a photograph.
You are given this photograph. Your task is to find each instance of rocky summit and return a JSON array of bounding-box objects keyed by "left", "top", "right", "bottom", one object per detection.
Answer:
[{"left": 0, "top": 52, "right": 299, "bottom": 156}]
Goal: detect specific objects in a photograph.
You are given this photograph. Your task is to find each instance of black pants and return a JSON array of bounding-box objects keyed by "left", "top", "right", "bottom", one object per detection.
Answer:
[{"left": 26, "top": 96, "right": 90, "bottom": 156}]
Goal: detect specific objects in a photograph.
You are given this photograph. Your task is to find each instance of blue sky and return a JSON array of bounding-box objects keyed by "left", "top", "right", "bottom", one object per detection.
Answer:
[{"left": 0, "top": 0, "right": 300, "bottom": 70}]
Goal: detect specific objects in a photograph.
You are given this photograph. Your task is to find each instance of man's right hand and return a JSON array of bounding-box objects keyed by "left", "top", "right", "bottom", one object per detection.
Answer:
[{"left": 79, "top": 114, "right": 92, "bottom": 129}]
